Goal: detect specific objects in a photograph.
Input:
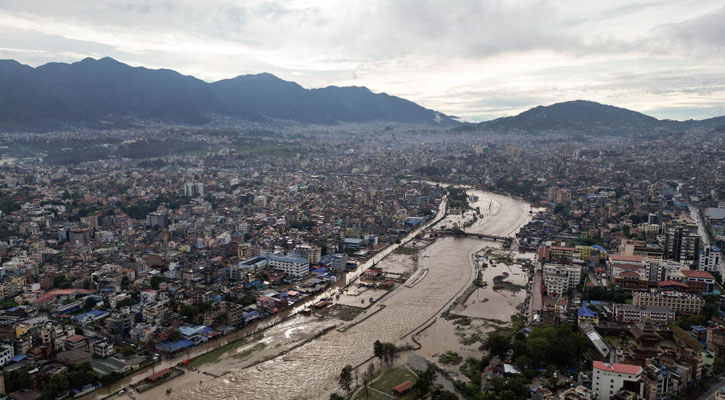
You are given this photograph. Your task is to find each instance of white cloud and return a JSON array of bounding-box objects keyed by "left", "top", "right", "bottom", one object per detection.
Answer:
[{"left": 0, "top": 0, "right": 723, "bottom": 121}]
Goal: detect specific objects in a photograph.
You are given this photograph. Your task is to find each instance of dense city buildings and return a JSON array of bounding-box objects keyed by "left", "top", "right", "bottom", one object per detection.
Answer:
[{"left": 0, "top": 116, "right": 723, "bottom": 399}]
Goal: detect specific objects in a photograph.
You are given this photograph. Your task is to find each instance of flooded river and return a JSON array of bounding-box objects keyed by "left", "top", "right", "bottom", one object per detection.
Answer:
[{"left": 174, "top": 190, "right": 533, "bottom": 400}]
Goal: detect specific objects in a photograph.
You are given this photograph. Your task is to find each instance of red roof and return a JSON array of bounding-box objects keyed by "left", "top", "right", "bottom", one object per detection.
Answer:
[
  {"left": 392, "top": 380, "right": 414, "bottom": 394},
  {"left": 33, "top": 289, "right": 94, "bottom": 304},
  {"left": 66, "top": 335, "right": 85, "bottom": 343},
  {"left": 609, "top": 254, "right": 644, "bottom": 263},
  {"left": 682, "top": 270, "right": 715, "bottom": 279},
  {"left": 657, "top": 280, "right": 688, "bottom": 288},
  {"left": 147, "top": 368, "right": 171, "bottom": 382},
  {"left": 593, "top": 361, "right": 642, "bottom": 375}
]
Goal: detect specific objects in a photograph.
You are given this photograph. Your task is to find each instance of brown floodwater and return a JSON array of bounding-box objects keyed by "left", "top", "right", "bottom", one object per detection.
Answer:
[{"left": 171, "top": 191, "right": 532, "bottom": 400}]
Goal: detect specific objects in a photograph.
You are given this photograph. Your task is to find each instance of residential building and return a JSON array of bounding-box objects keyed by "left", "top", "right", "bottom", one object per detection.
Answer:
[
  {"left": 91, "top": 340, "right": 115, "bottom": 358},
  {"left": 663, "top": 225, "right": 701, "bottom": 267},
  {"left": 0, "top": 344, "right": 13, "bottom": 366},
  {"left": 543, "top": 263, "right": 581, "bottom": 295},
  {"left": 146, "top": 212, "right": 169, "bottom": 228},
  {"left": 184, "top": 182, "right": 204, "bottom": 197},
  {"left": 632, "top": 291, "right": 704, "bottom": 315},
  {"left": 230, "top": 256, "right": 269, "bottom": 281},
  {"left": 681, "top": 270, "right": 716, "bottom": 293},
  {"left": 331, "top": 253, "right": 348, "bottom": 273},
  {"left": 592, "top": 361, "right": 643, "bottom": 400},
  {"left": 268, "top": 254, "right": 309, "bottom": 278},
  {"left": 613, "top": 304, "right": 676, "bottom": 325},
  {"left": 292, "top": 244, "right": 321, "bottom": 265},
  {"left": 578, "top": 307, "right": 599, "bottom": 325},
  {"left": 699, "top": 245, "right": 721, "bottom": 273}
]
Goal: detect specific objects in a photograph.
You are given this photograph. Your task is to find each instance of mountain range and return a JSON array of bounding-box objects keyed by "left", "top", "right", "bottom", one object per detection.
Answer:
[
  {"left": 0, "top": 57, "right": 455, "bottom": 131},
  {"left": 1, "top": 57, "right": 723, "bottom": 134}
]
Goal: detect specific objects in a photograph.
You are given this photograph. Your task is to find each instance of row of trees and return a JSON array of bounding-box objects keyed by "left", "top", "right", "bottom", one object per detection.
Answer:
[{"left": 373, "top": 340, "right": 399, "bottom": 366}]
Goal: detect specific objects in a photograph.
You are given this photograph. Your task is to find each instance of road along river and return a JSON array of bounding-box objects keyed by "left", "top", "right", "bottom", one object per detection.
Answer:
[{"left": 167, "top": 190, "right": 534, "bottom": 400}]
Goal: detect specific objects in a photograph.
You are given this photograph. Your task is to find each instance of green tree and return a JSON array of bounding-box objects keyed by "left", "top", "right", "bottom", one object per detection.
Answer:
[
  {"left": 485, "top": 333, "right": 511, "bottom": 358},
  {"left": 432, "top": 388, "right": 458, "bottom": 400},
  {"left": 181, "top": 304, "right": 200, "bottom": 319},
  {"left": 4, "top": 370, "right": 34, "bottom": 393},
  {"left": 413, "top": 364, "right": 437, "bottom": 396},
  {"left": 382, "top": 342, "right": 399, "bottom": 366},
  {"left": 703, "top": 304, "right": 719, "bottom": 320},
  {"left": 500, "top": 389, "right": 516, "bottom": 400},
  {"left": 363, "top": 363, "right": 375, "bottom": 397},
  {"left": 373, "top": 340, "right": 383, "bottom": 364},
  {"left": 121, "top": 275, "right": 130, "bottom": 289},
  {"left": 150, "top": 275, "right": 164, "bottom": 290},
  {"left": 168, "top": 329, "right": 183, "bottom": 342},
  {"left": 120, "top": 345, "right": 136, "bottom": 357},
  {"left": 83, "top": 296, "right": 96, "bottom": 311},
  {"left": 339, "top": 365, "right": 353, "bottom": 392}
]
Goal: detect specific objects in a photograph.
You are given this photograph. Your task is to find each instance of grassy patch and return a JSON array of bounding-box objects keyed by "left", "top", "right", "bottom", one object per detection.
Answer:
[
  {"left": 188, "top": 338, "right": 249, "bottom": 368},
  {"left": 394, "top": 246, "right": 418, "bottom": 256},
  {"left": 232, "top": 343, "right": 267, "bottom": 360},
  {"left": 322, "top": 304, "right": 365, "bottom": 321},
  {"left": 352, "top": 389, "right": 394, "bottom": 400},
  {"left": 370, "top": 366, "right": 418, "bottom": 398},
  {"left": 438, "top": 351, "right": 463, "bottom": 365},
  {"left": 187, "top": 332, "right": 265, "bottom": 368},
  {"left": 462, "top": 333, "right": 483, "bottom": 346}
]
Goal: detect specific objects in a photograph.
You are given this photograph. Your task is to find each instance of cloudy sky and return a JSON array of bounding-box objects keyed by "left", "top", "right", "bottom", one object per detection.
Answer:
[{"left": 1, "top": 0, "right": 724, "bottom": 122}]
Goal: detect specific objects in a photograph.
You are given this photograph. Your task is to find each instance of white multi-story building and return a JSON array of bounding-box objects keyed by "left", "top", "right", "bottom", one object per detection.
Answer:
[
  {"left": 268, "top": 254, "right": 309, "bottom": 278},
  {"left": 230, "top": 257, "right": 269, "bottom": 281},
  {"left": 613, "top": 304, "right": 676, "bottom": 325},
  {"left": 592, "top": 361, "right": 643, "bottom": 400},
  {"left": 699, "top": 245, "right": 722, "bottom": 273},
  {"left": 293, "top": 244, "right": 322, "bottom": 265},
  {"left": 91, "top": 340, "right": 114, "bottom": 358},
  {"left": 184, "top": 182, "right": 204, "bottom": 197},
  {"left": 632, "top": 290, "right": 704, "bottom": 315},
  {"left": 543, "top": 263, "right": 581, "bottom": 295},
  {"left": 0, "top": 344, "right": 14, "bottom": 366},
  {"left": 331, "top": 253, "right": 349, "bottom": 273}
]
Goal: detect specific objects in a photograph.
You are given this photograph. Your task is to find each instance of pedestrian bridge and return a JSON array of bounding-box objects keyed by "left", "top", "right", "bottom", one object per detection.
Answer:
[{"left": 433, "top": 230, "right": 510, "bottom": 242}]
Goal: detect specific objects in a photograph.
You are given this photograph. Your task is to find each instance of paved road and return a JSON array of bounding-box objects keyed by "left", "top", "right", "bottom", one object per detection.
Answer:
[
  {"left": 588, "top": 270, "right": 601, "bottom": 287},
  {"left": 529, "top": 269, "right": 543, "bottom": 321},
  {"left": 697, "top": 377, "right": 725, "bottom": 400}
]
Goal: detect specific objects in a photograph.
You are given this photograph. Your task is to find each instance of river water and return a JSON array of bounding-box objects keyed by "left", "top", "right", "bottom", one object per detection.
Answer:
[{"left": 175, "top": 190, "right": 533, "bottom": 400}]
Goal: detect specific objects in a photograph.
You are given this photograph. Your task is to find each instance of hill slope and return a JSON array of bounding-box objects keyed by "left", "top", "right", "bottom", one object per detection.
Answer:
[
  {"left": 472, "top": 100, "right": 724, "bottom": 135},
  {"left": 0, "top": 57, "right": 456, "bottom": 131}
]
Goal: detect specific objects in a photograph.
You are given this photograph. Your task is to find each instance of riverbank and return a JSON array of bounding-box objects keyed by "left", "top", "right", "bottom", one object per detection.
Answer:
[{"left": 104, "top": 189, "right": 533, "bottom": 400}]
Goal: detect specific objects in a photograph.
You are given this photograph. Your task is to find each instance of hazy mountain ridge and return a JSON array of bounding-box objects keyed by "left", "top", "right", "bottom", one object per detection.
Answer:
[
  {"left": 0, "top": 57, "right": 456, "bottom": 131},
  {"left": 464, "top": 100, "right": 725, "bottom": 135}
]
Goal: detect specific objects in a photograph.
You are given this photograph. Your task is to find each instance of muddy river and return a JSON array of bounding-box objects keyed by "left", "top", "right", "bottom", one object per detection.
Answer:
[{"left": 172, "top": 190, "right": 533, "bottom": 400}]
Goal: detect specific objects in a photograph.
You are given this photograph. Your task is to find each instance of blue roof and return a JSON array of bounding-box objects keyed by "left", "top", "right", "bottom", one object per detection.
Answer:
[
  {"left": 156, "top": 339, "right": 194, "bottom": 352},
  {"left": 11, "top": 354, "right": 27, "bottom": 362},
  {"left": 578, "top": 307, "right": 598, "bottom": 318},
  {"left": 591, "top": 245, "right": 606, "bottom": 251},
  {"left": 179, "top": 326, "right": 203, "bottom": 336}
]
